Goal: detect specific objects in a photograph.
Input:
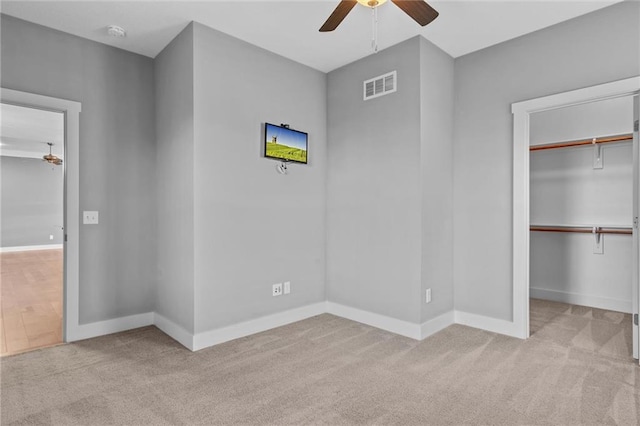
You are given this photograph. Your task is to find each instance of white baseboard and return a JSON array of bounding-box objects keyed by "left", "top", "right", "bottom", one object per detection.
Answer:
[
  {"left": 530, "top": 287, "right": 631, "bottom": 314},
  {"left": 192, "top": 302, "right": 327, "bottom": 351},
  {"left": 153, "top": 313, "right": 195, "bottom": 351},
  {"left": 63, "top": 304, "right": 527, "bottom": 353},
  {"left": 326, "top": 302, "right": 422, "bottom": 340},
  {"left": 454, "top": 310, "right": 521, "bottom": 338},
  {"left": 420, "top": 311, "right": 455, "bottom": 339},
  {"left": 1, "top": 244, "right": 63, "bottom": 253},
  {"left": 67, "top": 312, "right": 154, "bottom": 342}
]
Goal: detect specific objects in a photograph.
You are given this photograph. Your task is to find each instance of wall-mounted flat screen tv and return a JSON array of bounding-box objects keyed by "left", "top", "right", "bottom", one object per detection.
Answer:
[{"left": 264, "top": 123, "right": 308, "bottom": 164}]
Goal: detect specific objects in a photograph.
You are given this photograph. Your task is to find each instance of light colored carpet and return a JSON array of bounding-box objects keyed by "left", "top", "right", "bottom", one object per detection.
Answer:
[{"left": 1, "top": 299, "right": 638, "bottom": 425}]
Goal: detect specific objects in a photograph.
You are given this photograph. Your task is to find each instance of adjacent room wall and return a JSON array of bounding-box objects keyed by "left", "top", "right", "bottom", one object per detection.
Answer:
[
  {"left": 0, "top": 156, "right": 63, "bottom": 247},
  {"left": 192, "top": 23, "right": 327, "bottom": 334},
  {"left": 453, "top": 1, "right": 640, "bottom": 321},
  {"left": 1, "top": 15, "right": 157, "bottom": 323},
  {"left": 419, "top": 38, "right": 455, "bottom": 323},
  {"left": 154, "top": 23, "right": 195, "bottom": 334},
  {"left": 327, "top": 37, "right": 423, "bottom": 324},
  {"left": 529, "top": 96, "right": 634, "bottom": 312}
]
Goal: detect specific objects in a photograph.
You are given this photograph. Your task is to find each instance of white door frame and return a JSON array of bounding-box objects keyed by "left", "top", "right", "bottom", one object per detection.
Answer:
[
  {"left": 511, "top": 76, "right": 640, "bottom": 340},
  {"left": 633, "top": 94, "right": 639, "bottom": 361},
  {"left": 1, "top": 88, "right": 81, "bottom": 342}
]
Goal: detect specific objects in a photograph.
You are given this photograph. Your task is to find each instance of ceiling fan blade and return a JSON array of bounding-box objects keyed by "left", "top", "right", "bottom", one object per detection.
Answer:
[
  {"left": 319, "top": 0, "right": 358, "bottom": 32},
  {"left": 391, "top": 0, "right": 439, "bottom": 27}
]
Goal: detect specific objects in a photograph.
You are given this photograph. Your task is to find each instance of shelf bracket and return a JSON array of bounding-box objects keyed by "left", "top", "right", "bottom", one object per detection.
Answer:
[
  {"left": 592, "top": 226, "right": 604, "bottom": 254},
  {"left": 592, "top": 138, "right": 603, "bottom": 169}
]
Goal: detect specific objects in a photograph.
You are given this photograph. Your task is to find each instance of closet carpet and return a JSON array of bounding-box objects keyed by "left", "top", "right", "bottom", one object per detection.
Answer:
[{"left": 1, "top": 300, "right": 637, "bottom": 425}]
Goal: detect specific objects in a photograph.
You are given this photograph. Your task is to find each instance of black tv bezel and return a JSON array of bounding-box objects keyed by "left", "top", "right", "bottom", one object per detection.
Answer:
[{"left": 264, "top": 122, "right": 308, "bottom": 165}]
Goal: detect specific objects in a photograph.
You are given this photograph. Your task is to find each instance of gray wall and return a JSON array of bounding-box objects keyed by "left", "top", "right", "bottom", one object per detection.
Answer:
[
  {"left": 327, "top": 38, "right": 423, "bottom": 324},
  {"left": 530, "top": 97, "right": 634, "bottom": 146},
  {"left": 453, "top": 1, "right": 640, "bottom": 321},
  {"left": 3, "top": 2, "right": 635, "bottom": 339},
  {"left": 419, "top": 38, "right": 455, "bottom": 323},
  {"left": 326, "top": 36, "right": 456, "bottom": 326},
  {"left": 1, "top": 156, "right": 63, "bottom": 247},
  {"left": 155, "top": 24, "right": 195, "bottom": 333},
  {"left": 530, "top": 96, "right": 634, "bottom": 312},
  {"left": 192, "top": 23, "right": 327, "bottom": 333},
  {"left": 1, "top": 15, "right": 157, "bottom": 323}
]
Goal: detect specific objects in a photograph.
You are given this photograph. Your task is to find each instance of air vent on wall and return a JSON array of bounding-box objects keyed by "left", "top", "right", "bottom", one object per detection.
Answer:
[{"left": 363, "top": 71, "right": 397, "bottom": 101}]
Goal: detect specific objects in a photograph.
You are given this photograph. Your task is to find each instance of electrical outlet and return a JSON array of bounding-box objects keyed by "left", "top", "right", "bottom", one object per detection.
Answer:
[
  {"left": 49, "top": 234, "right": 54, "bottom": 240},
  {"left": 272, "top": 283, "right": 283, "bottom": 297},
  {"left": 284, "top": 281, "right": 291, "bottom": 294},
  {"left": 425, "top": 288, "right": 432, "bottom": 304}
]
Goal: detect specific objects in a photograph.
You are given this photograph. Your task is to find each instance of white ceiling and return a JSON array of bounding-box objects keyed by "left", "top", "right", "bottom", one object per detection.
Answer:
[
  {"left": 0, "top": 103, "right": 65, "bottom": 160},
  {"left": 1, "top": 0, "right": 624, "bottom": 73}
]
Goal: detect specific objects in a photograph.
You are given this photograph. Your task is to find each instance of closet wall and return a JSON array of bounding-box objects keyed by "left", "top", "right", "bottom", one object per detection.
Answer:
[{"left": 530, "top": 96, "right": 634, "bottom": 313}]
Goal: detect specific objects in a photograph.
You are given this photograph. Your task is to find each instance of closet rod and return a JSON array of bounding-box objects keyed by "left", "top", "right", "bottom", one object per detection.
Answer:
[
  {"left": 530, "top": 225, "right": 632, "bottom": 235},
  {"left": 529, "top": 133, "right": 633, "bottom": 152}
]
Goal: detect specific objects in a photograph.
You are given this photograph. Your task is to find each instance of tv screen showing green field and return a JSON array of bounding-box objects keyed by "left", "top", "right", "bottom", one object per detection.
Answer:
[{"left": 264, "top": 123, "right": 308, "bottom": 164}]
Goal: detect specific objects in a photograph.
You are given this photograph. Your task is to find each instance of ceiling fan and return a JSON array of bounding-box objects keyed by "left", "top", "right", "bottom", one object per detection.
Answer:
[
  {"left": 43, "top": 142, "right": 63, "bottom": 166},
  {"left": 320, "top": 0, "right": 439, "bottom": 32}
]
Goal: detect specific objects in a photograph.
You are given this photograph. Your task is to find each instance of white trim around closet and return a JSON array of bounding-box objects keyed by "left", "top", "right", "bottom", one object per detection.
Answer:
[{"left": 511, "top": 76, "right": 640, "bottom": 339}]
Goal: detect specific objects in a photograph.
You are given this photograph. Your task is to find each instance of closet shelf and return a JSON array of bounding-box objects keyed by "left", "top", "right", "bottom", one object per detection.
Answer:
[
  {"left": 530, "top": 225, "right": 632, "bottom": 235},
  {"left": 530, "top": 133, "right": 633, "bottom": 152}
]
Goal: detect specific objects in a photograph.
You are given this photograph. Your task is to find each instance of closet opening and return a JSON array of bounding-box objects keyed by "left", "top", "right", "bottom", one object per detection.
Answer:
[
  {"left": 528, "top": 96, "right": 635, "bottom": 361},
  {"left": 511, "top": 76, "right": 639, "bottom": 366}
]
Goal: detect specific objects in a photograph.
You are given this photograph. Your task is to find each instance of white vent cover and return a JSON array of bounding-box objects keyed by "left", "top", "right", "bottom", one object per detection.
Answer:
[{"left": 363, "top": 71, "right": 397, "bottom": 101}]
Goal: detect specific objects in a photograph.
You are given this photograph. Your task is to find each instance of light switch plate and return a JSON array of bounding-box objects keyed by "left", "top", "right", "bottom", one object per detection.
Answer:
[{"left": 83, "top": 211, "right": 99, "bottom": 225}]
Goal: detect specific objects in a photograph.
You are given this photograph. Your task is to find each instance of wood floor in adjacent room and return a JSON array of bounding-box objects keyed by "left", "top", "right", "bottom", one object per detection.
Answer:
[
  {"left": 0, "top": 249, "right": 63, "bottom": 356},
  {"left": 1, "top": 298, "right": 637, "bottom": 425}
]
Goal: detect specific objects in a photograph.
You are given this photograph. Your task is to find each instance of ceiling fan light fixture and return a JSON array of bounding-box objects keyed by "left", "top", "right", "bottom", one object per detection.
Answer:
[
  {"left": 320, "top": 0, "right": 437, "bottom": 33},
  {"left": 356, "top": 0, "right": 388, "bottom": 7},
  {"left": 43, "top": 142, "right": 63, "bottom": 166}
]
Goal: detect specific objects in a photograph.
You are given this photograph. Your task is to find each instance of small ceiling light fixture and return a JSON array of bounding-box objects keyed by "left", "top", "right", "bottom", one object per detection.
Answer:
[
  {"left": 43, "top": 142, "right": 63, "bottom": 166},
  {"left": 107, "top": 25, "right": 127, "bottom": 38}
]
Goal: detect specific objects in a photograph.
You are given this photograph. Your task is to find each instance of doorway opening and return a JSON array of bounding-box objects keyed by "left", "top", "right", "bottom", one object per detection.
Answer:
[
  {"left": 511, "top": 76, "right": 640, "bottom": 365},
  {"left": 1, "top": 103, "right": 65, "bottom": 355},
  {"left": 528, "top": 96, "right": 635, "bottom": 361},
  {"left": 1, "top": 87, "right": 81, "bottom": 349}
]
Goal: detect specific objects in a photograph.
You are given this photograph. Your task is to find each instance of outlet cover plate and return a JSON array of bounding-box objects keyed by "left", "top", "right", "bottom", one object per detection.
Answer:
[{"left": 272, "top": 283, "right": 283, "bottom": 297}]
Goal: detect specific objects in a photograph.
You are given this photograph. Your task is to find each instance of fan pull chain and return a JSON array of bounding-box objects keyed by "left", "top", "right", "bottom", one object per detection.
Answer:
[{"left": 371, "top": 6, "right": 379, "bottom": 53}]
